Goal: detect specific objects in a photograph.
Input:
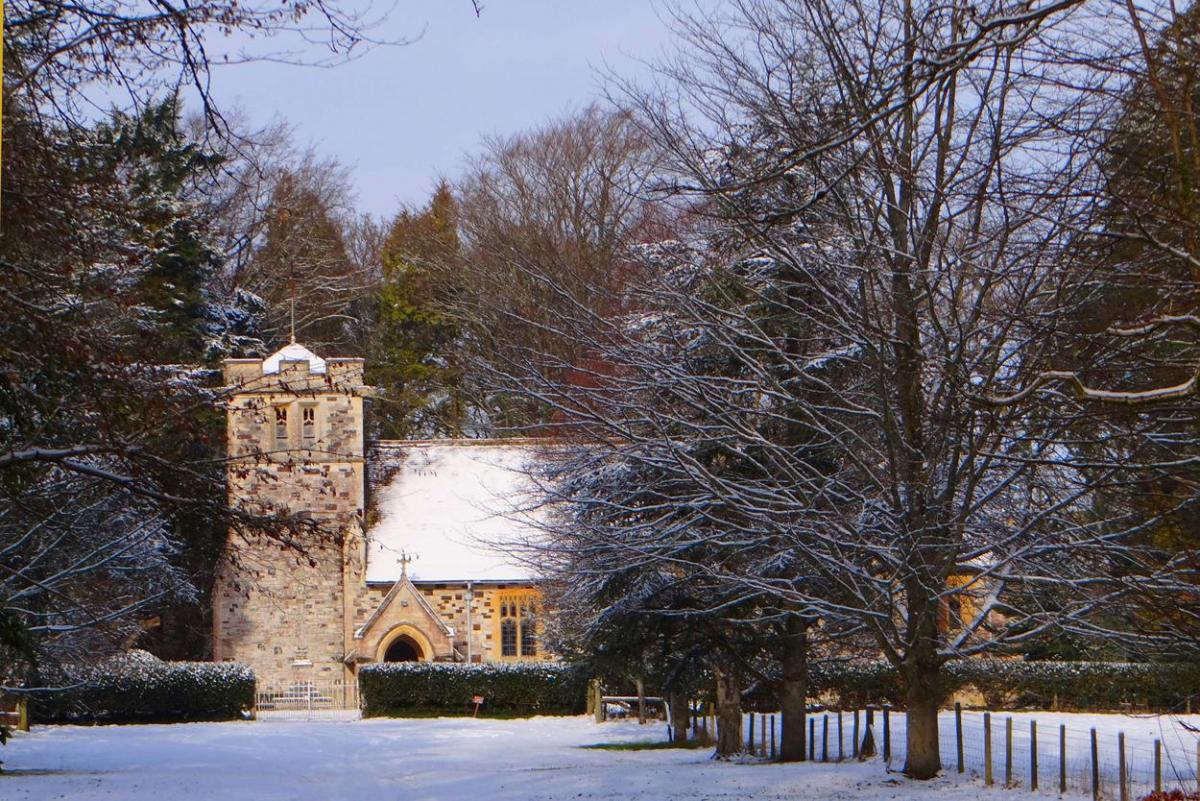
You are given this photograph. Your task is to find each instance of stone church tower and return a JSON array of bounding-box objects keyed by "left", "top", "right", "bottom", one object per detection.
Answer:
[{"left": 212, "top": 343, "right": 369, "bottom": 688}]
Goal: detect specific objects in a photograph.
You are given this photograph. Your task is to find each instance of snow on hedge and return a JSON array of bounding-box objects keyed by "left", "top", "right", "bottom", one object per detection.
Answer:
[{"left": 31, "top": 650, "right": 254, "bottom": 724}]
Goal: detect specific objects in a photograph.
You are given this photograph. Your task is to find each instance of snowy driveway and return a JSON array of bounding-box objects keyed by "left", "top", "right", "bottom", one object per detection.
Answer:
[{"left": 0, "top": 713, "right": 1192, "bottom": 800}]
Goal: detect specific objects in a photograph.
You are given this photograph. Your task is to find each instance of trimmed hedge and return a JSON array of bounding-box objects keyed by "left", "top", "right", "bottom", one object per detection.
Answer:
[
  {"left": 360, "top": 662, "right": 588, "bottom": 717},
  {"left": 804, "top": 659, "right": 1200, "bottom": 712},
  {"left": 31, "top": 652, "right": 254, "bottom": 724}
]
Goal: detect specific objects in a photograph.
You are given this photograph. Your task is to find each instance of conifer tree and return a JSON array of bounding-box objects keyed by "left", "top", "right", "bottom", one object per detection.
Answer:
[{"left": 369, "top": 183, "right": 466, "bottom": 439}]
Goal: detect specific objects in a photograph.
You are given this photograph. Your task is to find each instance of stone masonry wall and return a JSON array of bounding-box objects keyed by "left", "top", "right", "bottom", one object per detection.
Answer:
[{"left": 213, "top": 355, "right": 367, "bottom": 690}]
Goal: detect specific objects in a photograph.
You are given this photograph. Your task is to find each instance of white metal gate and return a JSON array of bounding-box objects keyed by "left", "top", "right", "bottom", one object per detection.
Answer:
[{"left": 254, "top": 679, "right": 360, "bottom": 721}]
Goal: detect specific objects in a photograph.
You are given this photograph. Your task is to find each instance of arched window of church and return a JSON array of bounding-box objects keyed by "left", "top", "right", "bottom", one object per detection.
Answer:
[
  {"left": 301, "top": 405, "right": 317, "bottom": 447},
  {"left": 274, "top": 406, "right": 289, "bottom": 447},
  {"left": 496, "top": 591, "right": 540, "bottom": 659},
  {"left": 500, "top": 618, "right": 518, "bottom": 657},
  {"left": 521, "top": 603, "right": 538, "bottom": 657}
]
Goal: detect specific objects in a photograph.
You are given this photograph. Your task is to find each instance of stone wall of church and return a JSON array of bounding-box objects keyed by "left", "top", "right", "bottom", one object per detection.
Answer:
[{"left": 361, "top": 582, "right": 549, "bottom": 663}]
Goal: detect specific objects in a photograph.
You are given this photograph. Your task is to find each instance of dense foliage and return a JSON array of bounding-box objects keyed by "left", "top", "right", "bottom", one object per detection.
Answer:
[
  {"left": 29, "top": 653, "right": 254, "bottom": 724},
  {"left": 359, "top": 662, "right": 588, "bottom": 717},
  {"left": 778, "top": 661, "right": 1200, "bottom": 713}
]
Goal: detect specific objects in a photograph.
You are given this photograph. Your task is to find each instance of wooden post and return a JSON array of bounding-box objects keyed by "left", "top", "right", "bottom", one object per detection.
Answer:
[
  {"left": 853, "top": 709, "right": 860, "bottom": 759},
  {"left": 1091, "top": 728, "right": 1100, "bottom": 801},
  {"left": 822, "top": 714, "right": 829, "bottom": 762},
  {"left": 1060, "top": 725, "right": 1067, "bottom": 794},
  {"left": 838, "top": 710, "right": 844, "bottom": 762},
  {"left": 985, "top": 712, "right": 994, "bottom": 786},
  {"left": 861, "top": 706, "right": 876, "bottom": 759},
  {"left": 16, "top": 697, "right": 28, "bottom": 733},
  {"left": 1005, "top": 716, "right": 1013, "bottom": 787},
  {"left": 770, "top": 714, "right": 776, "bottom": 760},
  {"left": 748, "top": 712, "right": 755, "bottom": 753},
  {"left": 1154, "top": 739, "right": 1162, "bottom": 795},
  {"left": 761, "top": 713, "right": 766, "bottom": 757},
  {"left": 882, "top": 705, "right": 891, "bottom": 763},
  {"left": 636, "top": 677, "right": 647, "bottom": 725},
  {"left": 955, "top": 702, "right": 964, "bottom": 774},
  {"left": 1031, "top": 720, "right": 1039, "bottom": 791},
  {"left": 691, "top": 701, "right": 698, "bottom": 738},
  {"left": 1119, "top": 731, "right": 1128, "bottom": 801},
  {"left": 809, "top": 717, "right": 816, "bottom": 761}
]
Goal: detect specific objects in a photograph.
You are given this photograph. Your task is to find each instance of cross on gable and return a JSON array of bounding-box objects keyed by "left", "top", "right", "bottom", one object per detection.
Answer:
[{"left": 397, "top": 550, "right": 418, "bottom": 577}]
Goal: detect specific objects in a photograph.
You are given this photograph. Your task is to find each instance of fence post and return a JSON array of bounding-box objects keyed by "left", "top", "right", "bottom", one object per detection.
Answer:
[
  {"left": 883, "top": 705, "right": 891, "bottom": 763},
  {"left": 761, "top": 713, "right": 767, "bottom": 757},
  {"left": 1031, "top": 720, "right": 1039, "bottom": 791},
  {"left": 1155, "top": 739, "right": 1162, "bottom": 795},
  {"left": 985, "top": 712, "right": 994, "bottom": 786},
  {"left": 822, "top": 714, "right": 830, "bottom": 762},
  {"left": 691, "top": 701, "right": 697, "bottom": 738},
  {"left": 770, "top": 714, "right": 776, "bottom": 760},
  {"left": 1091, "top": 728, "right": 1100, "bottom": 801},
  {"left": 838, "top": 710, "right": 844, "bottom": 762},
  {"left": 810, "top": 717, "right": 816, "bottom": 761},
  {"left": 853, "top": 709, "right": 860, "bottom": 759},
  {"left": 955, "top": 702, "right": 964, "bottom": 774},
  {"left": 16, "top": 698, "right": 29, "bottom": 732},
  {"left": 1060, "top": 724, "right": 1067, "bottom": 794},
  {"left": 594, "top": 683, "right": 605, "bottom": 724},
  {"left": 749, "top": 712, "right": 755, "bottom": 753},
  {"left": 1006, "top": 716, "right": 1013, "bottom": 787},
  {"left": 1119, "top": 731, "right": 1128, "bottom": 801}
]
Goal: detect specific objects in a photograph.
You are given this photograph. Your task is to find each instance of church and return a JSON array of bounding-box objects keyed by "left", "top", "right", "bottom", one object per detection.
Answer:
[{"left": 211, "top": 342, "right": 551, "bottom": 691}]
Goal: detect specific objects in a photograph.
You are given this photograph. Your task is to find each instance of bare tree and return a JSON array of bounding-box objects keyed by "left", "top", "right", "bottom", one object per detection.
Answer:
[{"left": 450, "top": 0, "right": 1186, "bottom": 780}]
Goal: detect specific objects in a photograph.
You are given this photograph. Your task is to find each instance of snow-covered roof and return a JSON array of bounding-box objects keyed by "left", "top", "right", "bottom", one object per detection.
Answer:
[
  {"left": 366, "top": 442, "right": 545, "bottom": 583},
  {"left": 262, "top": 342, "right": 327, "bottom": 375}
]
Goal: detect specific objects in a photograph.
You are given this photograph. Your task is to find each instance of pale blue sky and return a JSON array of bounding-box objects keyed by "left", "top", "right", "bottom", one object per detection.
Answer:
[{"left": 209, "top": 1, "right": 676, "bottom": 218}]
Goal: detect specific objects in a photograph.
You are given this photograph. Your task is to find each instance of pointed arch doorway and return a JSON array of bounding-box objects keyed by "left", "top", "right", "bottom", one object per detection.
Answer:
[
  {"left": 383, "top": 635, "right": 423, "bottom": 662},
  {"left": 375, "top": 624, "right": 435, "bottom": 663}
]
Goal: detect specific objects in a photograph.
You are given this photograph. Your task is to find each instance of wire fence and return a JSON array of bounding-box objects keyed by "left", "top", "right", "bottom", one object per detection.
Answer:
[{"left": 732, "top": 706, "right": 1200, "bottom": 799}]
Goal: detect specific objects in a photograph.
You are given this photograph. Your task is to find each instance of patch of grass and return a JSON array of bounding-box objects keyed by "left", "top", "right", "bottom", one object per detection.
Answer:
[{"left": 581, "top": 740, "right": 710, "bottom": 751}]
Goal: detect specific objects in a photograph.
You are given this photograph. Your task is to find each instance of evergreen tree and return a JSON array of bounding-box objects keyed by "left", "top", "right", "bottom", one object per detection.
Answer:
[{"left": 369, "top": 183, "right": 466, "bottom": 439}]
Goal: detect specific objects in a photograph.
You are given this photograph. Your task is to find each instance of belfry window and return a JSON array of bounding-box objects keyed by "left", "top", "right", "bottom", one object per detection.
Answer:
[
  {"left": 301, "top": 405, "right": 317, "bottom": 447},
  {"left": 274, "top": 406, "right": 289, "bottom": 447},
  {"left": 497, "top": 591, "right": 540, "bottom": 659}
]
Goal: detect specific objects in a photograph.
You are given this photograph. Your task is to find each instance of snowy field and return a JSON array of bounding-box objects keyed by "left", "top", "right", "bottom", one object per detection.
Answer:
[{"left": 2, "top": 712, "right": 1198, "bottom": 801}]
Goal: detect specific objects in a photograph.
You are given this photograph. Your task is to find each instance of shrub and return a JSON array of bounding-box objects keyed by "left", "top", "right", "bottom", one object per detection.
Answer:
[
  {"left": 804, "top": 659, "right": 1200, "bottom": 712},
  {"left": 30, "top": 651, "right": 254, "bottom": 724},
  {"left": 360, "top": 661, "right": 587, "bottom": 717}
]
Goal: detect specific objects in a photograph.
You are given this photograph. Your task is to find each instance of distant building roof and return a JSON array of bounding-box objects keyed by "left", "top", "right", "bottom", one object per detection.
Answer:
[
  {"left": 262, "top": 342, "right": 327, "bottom": 375},
  {"left": 365, "top": 441, "right": 548, "bottom": 584}
]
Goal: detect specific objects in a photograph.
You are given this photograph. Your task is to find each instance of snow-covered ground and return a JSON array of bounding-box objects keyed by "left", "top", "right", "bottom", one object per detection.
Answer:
[{"left": 2, "top": 712, "right": 1198, "bottom": 801}]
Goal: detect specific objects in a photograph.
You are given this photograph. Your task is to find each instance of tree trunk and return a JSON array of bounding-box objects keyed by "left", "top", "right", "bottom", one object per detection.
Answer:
[
  {"left": 903, "top": 586, "right": 943, "bottom": 779},
  {"left": 636, "top": 676, "right": 647, "bottom": 724},
  {"left": 713, "top": 664, "right": 744, "bottom": 758},
  {"left": 779, "top": 615, "right": 808, "bottom": 762},
  {"left": 668, "top": 691, "right": 690, "bottom": 744}
]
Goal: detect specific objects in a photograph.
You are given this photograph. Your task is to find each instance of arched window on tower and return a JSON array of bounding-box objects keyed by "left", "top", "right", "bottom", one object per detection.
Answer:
[
  {"left": 274, "top": 405, "right": 289, "bottom": 448},
  {"left": 301, "top": 405, "right": 317, "bottom": 448}
]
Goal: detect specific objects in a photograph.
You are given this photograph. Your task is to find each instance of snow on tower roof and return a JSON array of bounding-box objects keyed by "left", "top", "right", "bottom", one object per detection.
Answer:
[
  {"left": 365, "top": 441, "right": 546, "bottom": 583},
  {"left": 262, "top": 342, "right": 327, "bottom": 375}
]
